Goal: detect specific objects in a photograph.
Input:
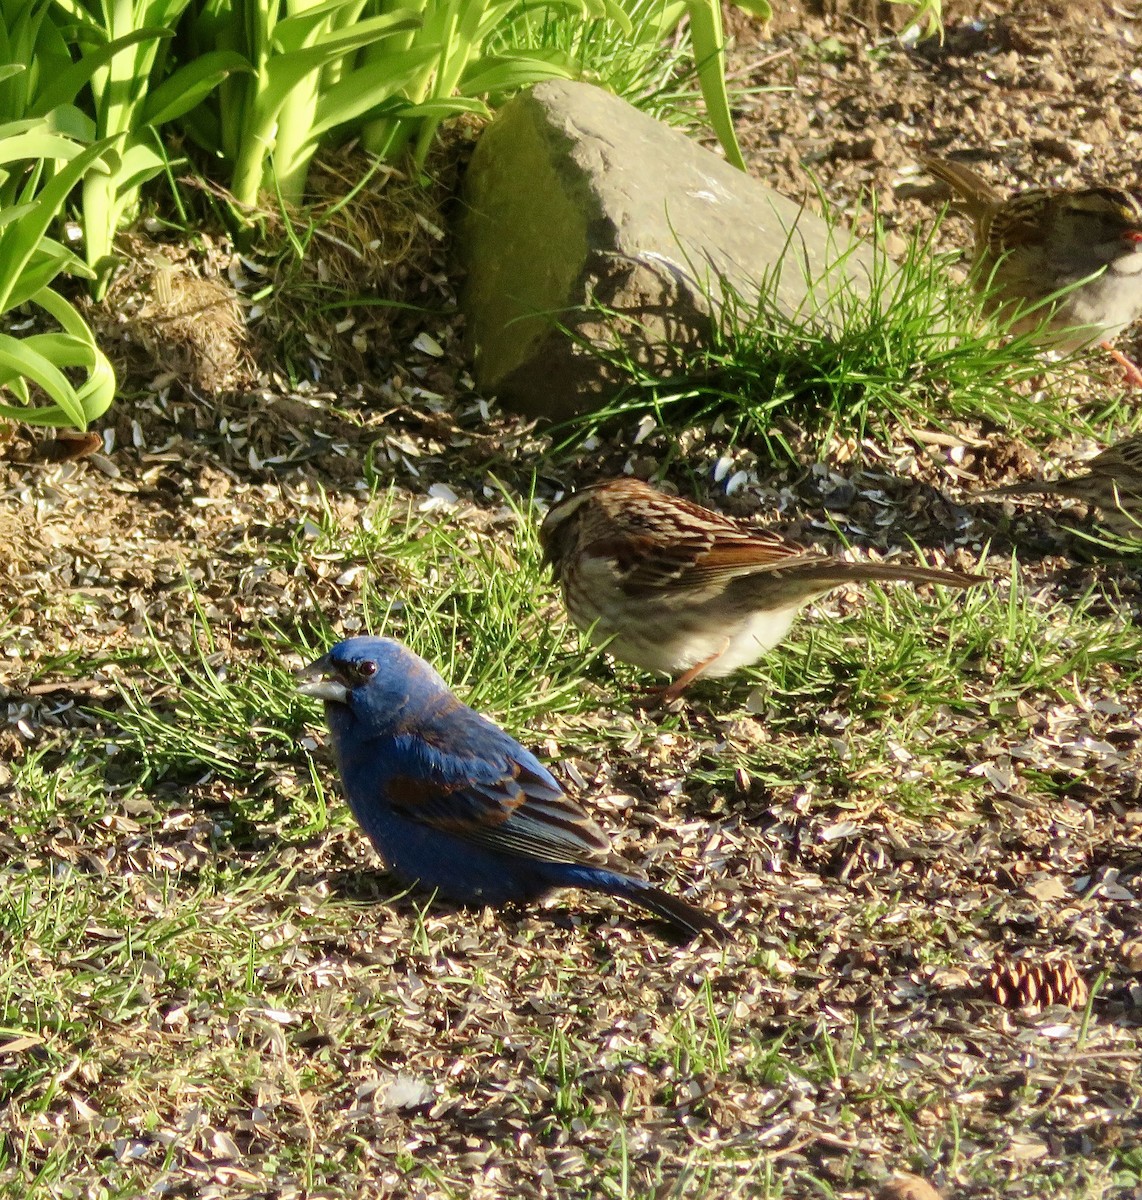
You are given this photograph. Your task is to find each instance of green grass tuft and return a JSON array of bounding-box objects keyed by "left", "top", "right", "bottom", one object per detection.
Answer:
[{"left": 556, "top": 215, "right": 1117, "bottom": 461}]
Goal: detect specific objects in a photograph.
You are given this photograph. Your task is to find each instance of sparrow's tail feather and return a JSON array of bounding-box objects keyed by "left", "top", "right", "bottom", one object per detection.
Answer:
[
  {"left": 920, "top": 154, "right": 1004, "bottom": 219},
  {"left": 795, "top": 562, "right": 985, "bottom": 591},
  {"left": 972, "top": 478, "right": 1077, "bottom": 501}
]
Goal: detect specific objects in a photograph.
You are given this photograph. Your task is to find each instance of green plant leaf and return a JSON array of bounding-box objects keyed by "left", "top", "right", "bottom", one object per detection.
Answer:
[
  {"left": 111, "top": 141, "right": 168, "bottom": 194},
  {"left": 141, "top": 51, "right": 253, "bottom": 127},
  {"left": 0, "top": 135, "right": 116, "bottom": 311},
  {"left": 0, "top": 287, "right": 115, "bottom": 428},
  {"left": 0, "top": 130, "right": 89, "bottom": 165},
  {"left": 273, "top": 8, "right": 422, "bottom": 57},
  {"left": 373, "top": 96, "right": 489, "bottom": 120},
  {"left": 685, "top": 0, "right": 745, "bottom": 171},
  {"left": 6, "top": 242, "right": 93, "bottom": 308},
  {"left": 32, "top": 238, "right": 94, "bottom": 281},
  {"left": 38, "top": 104, "right": 98, "bottom": 142},
  {"left": 459, "top": 53, "right": 580, "bottom": 96},
  {"left": 256, "top": 15, "right": 423, "bottom": 121},
  {"left": 587, "top": 0, "right": 635, "bottom": 35},
  {"left": 894, "top": 0, "right": 943, "bottom": 40},
  {"left": 271, "top": 0, "right": 381, "bottom": 48},
  {"left": 0, "top": 333, "right": 85, "bottom": 427},
  {"left": 308, "top": 45, "right": 443, "bottom": 137},
  {"left": 0, "top": 203, "right": 36, "bottom": 230},
  {"left": 34, "top": 27, "right": 174, "bottom": 117}
]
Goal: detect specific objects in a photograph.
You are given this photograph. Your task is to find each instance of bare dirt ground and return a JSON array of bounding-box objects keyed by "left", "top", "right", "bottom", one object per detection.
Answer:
[{"left": 3, "top": 2, "right": 1142, "bottom": 1197}]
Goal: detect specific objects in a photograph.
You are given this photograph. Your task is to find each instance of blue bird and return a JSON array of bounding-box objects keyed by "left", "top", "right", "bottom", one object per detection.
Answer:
[{"left": 296, "top": 636, "right": 726, "bottom": 943}]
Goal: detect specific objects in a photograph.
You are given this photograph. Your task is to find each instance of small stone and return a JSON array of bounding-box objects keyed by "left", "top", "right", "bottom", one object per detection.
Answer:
[
  {"left": 883, "top": 232, "right": 908, "bottom": 258},
  {"left": 1036, "top": 66, "right": 1069, "bottom": 93},
  {"left": 1031, "top": 135, "right": 1079, "bottom": 165},
  {"left": 879, "top": 1176, "right": 942, "bottom": 1200},
  {"left": 853, "top": 135, "right": 887, "bottom": 161}
]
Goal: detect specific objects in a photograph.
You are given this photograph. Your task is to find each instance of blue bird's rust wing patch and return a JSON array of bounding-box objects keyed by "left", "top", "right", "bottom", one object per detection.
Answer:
[
  {"left": 385, "top": 759, "right": 610, "bottom": 865},
  {"left": 385, "top": 772, "right": 524, "bottom": 830}
]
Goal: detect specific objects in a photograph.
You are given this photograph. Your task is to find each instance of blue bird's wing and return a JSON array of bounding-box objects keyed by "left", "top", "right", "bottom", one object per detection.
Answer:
[{"left": 385, "top": 743, "right": 611, "bottom": 866}]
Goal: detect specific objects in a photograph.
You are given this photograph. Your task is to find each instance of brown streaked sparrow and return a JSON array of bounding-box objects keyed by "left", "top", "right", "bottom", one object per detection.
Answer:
[
  {"left": 539, "top": 477, "right": 985, "bottom": 701},
  {"left": 976, "top": 433, "right": 1142, "bottom": 536},
  {"left": 922, "top": 154, "right": 1142, "bottom": 383}
]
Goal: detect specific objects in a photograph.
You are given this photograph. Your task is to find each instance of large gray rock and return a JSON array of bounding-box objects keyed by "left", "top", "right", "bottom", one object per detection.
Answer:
[{"left": 458, "top": 79, "right": 885, "bottom": 422}]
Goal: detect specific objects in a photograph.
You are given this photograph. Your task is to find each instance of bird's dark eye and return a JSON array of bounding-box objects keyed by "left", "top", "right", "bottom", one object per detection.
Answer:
[{"left": 356, "top": 660, "right": 377, "bottom": 679}]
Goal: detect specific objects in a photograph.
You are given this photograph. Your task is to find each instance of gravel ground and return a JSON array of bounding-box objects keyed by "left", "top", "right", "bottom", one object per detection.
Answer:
[{"left": 3, "top": 3, "right": 1142, "bottom": 1197}]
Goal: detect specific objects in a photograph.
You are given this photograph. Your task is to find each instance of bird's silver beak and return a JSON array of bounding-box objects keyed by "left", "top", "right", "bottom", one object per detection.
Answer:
[{"left": 295, "top": 656, "right": 350, "bottom": 704}]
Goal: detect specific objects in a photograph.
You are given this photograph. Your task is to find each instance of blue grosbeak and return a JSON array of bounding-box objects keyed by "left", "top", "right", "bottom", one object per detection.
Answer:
[{"left": 297, "top": 636, "right": 726, "bottom": 942}]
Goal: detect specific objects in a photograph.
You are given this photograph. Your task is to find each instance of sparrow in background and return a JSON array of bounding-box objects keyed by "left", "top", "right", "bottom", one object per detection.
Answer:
[
  {"left": 539, "top": 477, "right": 984, "bottom": 702},
  {"left": 974, "top": 433, "right": 1142, "bottom": 536},
  {"left": 921, "top": 154, "right": 1142, "bottom": 383},
  {"left": 297, "top": 636, "right": 726, "bottom": 942}
]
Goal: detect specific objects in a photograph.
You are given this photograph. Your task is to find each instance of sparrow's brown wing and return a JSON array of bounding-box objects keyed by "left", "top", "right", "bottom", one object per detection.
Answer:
[
  {"left": 581, "top": 482, "right": 978, "bottom": 593},
  {"left": 986, "top": 191, "right": 1057, "bottom": 255},
  {"left": 585, "top": 486, "right": 826, "bottom": 595}
]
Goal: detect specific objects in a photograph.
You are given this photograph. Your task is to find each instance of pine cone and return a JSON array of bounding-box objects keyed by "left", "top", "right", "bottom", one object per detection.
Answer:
[{"left": 986, "top": 957, "right": 1089, "bottom": 1012}]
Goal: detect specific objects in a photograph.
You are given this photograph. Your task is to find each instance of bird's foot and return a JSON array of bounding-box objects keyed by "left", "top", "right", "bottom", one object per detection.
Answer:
[
  {"left": 633, "top": 683, "right": 687, "bottom": 713},
  {"left": 1101, "top": 342, "right": 1142, "bottom": 388},
  {"left": 635, "top": 650, "right": 728, "bottom": 711}
]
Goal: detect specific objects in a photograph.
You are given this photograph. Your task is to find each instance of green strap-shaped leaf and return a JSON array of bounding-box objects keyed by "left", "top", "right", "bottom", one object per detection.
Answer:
[
  {"left": 686, "top": 0, "right": 746, "bottom": 171},
  {"left": 0, "top": 116, "right": 55, "bottom": 139},
  {"left": 308, "top": 45, "right": 442, "bottom": 137},
  {"left": 0, "top": 203, "right": 36, "bottom": 230},
  {"left": 0, "top": 135, "right": 116, "bottom": 311},
  {"left": 273, "top": 0, "right": 391, "bottom": 48},
  {"left": 585, "top": 0, "right": 634, "bottom": 35},
  {"left": 39, "top": 105, "right": 98, "bottom": 142},
  {"left": 35, "top": 285, "right": 105, "bottom": 358},
  {"left": 368, "top": 95, "right": 489, "bottom": 120},
  {"left": 0, "top": 131, "right": 88, "bottom": 165},
  {"left": 641, "top": 1, "right": 689, "bottom": 37},
  {"left": 108, "top": 140, "right": 168, "bottom": 195},
  {"left": 460, "top": 55, "right": 580, "bottom": 97},
  {"left": 273, "top": 7, "right": 422, "bottom": 56},
  {"left": 6, "top": 243, "right": 94, "bottom": 308},
  {"left": 732, "top": 0, "right": 773, "bottom": 16},
  {"left": 257, "top": 13, "right": 424, "bottom": 116},
  {"left": 141, "top": 50, "right": 253, "bottom": 127},
  {"left": 0, "top": 333, "right": 86, "bottom": 427},
  {"left": 0, "top": 288, "right": 116, "bottom": 428},
  {"left": 72, "top": 347, "right": 117, "bottom": 424},
  {"left": 30, "top": 238, "right": 95, "bottom": 281},
  {"left": 34, "top": 27, "right": 174, "bottom": 116},
  {"left": 3, "top": 257, "right": 64, "bottom": 308}
]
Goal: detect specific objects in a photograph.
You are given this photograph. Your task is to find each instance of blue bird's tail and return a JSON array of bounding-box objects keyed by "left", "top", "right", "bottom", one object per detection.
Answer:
[
  {"left": 622, "top": 879, "right": 729, "bottom": 944},
  {"left": 562, "top": 865, "right": 727, "bottom": 943}
]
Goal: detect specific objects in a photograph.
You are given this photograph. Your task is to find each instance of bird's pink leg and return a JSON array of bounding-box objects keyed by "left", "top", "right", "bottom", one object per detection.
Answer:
[
  {"left": 656, "top": 640, "right": 731, "bottom": 705},
  {"left": 1101, "top": 341, "right": 1142, "bottom": 387}
]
